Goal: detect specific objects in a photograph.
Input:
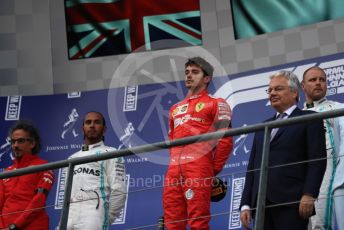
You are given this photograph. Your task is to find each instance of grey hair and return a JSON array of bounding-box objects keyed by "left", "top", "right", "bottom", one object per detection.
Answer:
[{"left": 269, "top": 70, "right": 301, "bottom": 102}]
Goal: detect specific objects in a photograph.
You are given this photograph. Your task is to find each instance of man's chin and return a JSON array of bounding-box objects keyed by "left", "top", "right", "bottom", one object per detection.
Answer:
[
  {"left": 270, "top": 101, "right": 280, "bottom": 107},
  {"left": 86, "top": 136, "right": 102, "bottom": 143},
  {"left": 312, "top": 94, "right": 325, "bottom": 101},
  {"left": 271, "top": 103, "right": 283, "bottom": 112},
  {"left": 86, "top": 134, "right": 98, "bottom": 139},
  {"left": 13, "top": 152, "right": 23, "bottom": 158}
]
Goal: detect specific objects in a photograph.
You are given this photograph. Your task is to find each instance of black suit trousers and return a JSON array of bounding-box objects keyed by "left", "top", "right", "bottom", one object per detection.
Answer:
[{"left": 263, "top": 201, "right": 308, "bottom": 230}]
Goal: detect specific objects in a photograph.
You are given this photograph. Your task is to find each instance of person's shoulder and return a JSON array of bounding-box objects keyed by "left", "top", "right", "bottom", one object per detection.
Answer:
[
  {"left": 169, "top": 101, "right": 180, "bottom": 113},
  {"left": 103, "top": 145, "right": 116, "bottom": 152},
  {"left": 331, "top": 100, "right": 344, "bottom": 109},
  {"left": 37, "top": 157, "right": 48, "bottom": 164},
  {"left": 30, "top": 155, "right": 49, "bottom": 166},
  {"left": 208, "top": 94, "right": 224, "bottom": 101},
  {"left": 171, "top": 99, "right": 186, "bottom": 108},
  {"left": 297, "top": 109, "right": 325, "bottom": 127},
  {"left": 263, "top": 113, "right": 277, "bottom": 122},
  {"left": 316, "top": 99, "right": 342, "bottom": 111},
  {"left": 300, "top": 109, "right": 316, "bottom": 115},
  {"left": 263, "top": 117, "right": 274, "bottom": 122},
  {"left": 332, "top": 102, "right": 344, "bottom": 122},
  {"left": 102, "top": 145, "right": 125, "bottom": 163},
  {"left": 298, "top": 109, "right": 320, "bottom": 122},
  {"left": 208, "top": 94, "right": 230, "bottom": 106},
  {"left": 5, "top": 164, "right": 15, "bottom": 171},
  {"left": 68, "top": 150, "right": 82, "bottom": 159}
]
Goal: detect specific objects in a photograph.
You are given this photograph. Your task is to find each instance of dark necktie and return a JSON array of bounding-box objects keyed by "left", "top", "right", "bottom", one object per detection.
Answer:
[{"left": 270, "top": 113, "right": 286, "bottom": 141}]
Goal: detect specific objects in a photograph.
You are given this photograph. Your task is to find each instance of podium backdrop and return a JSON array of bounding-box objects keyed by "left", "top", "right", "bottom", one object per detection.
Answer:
[{"left": 1, "top": 52, "right": 344, "bottom": 229}]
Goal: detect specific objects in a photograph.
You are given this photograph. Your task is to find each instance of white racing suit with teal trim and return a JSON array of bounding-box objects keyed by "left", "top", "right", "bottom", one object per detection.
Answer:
[
  {"left": 332, "top": 103, "right": 344, "bottom": 230},
  {"left": 67, "top": 141, "right": 127, "bottom": 230},
  {"left": 304, "top": 98, "right": 339, "bottom": 230}
]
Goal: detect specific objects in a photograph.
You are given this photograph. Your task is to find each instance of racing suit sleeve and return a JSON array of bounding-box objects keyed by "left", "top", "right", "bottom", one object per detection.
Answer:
[
  {"left": 334, "top": 105, "right": 344, "bottom": 186},
  {"left": 13, "top": 169, "right": 54, "bottom": 229},
  {"left": 0, "top": 179, "right": 4, "bottom": 228},
  {"left": 212, "top": 98, "right": 233, "bottom": 175},
  {"left": 106, "top": 157, "right": 127, "bottom": 224}
]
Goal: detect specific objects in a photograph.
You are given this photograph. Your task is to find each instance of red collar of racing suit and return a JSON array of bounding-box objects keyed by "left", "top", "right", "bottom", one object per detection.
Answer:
[
  {"left": 186, "top": 89, "right": 209, "bottom": 100},
  {"left": 13, "top": 153, "right": 39, "bottom": 168}
]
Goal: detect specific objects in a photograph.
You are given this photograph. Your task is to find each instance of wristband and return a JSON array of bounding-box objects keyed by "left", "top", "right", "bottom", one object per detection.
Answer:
[{"left": 36, "top": 187, "right": 49, "bottom": 196}]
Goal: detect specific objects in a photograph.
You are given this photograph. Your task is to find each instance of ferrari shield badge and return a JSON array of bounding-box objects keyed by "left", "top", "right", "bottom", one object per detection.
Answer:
[{"left": 195, "top": 102, "right": 205, "bottom": 112}]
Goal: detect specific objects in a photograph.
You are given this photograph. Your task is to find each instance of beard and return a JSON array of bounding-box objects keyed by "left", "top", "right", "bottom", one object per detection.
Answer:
[
  {"left": 311, "top": 91, "right": 326, "bottom": 101},
  {"left": 84, "top": 133, "right": 103, "bottom": 144},
  {"left": 12, "top": 148, "right": 23, "bottom": 158}
]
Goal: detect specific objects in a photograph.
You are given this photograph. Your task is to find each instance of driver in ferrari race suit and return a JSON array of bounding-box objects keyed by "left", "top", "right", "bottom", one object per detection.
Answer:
[{"left": 163, "top": 57, "right": 233, "bottom": 230}]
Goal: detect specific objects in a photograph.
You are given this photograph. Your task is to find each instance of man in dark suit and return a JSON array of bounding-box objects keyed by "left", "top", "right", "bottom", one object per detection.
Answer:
[{"left": 240, "top": 70, "right": 326, "bottom": 230}]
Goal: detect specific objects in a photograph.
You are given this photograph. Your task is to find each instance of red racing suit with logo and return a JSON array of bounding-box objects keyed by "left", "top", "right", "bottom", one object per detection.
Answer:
[
  {"left": 0, "top": 153, "right": 54, "bottom": 230},
  {"left": 163, "top": 89, "right": 233, "bottom": 230}
]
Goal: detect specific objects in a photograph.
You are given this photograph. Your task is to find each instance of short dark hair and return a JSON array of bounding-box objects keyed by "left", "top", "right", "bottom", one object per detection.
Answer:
[
  {"left": 185, "top": 57, "right": 214, "bottom": 77},
  {"left": 9, "top": 120, "right": 41, "bottom": 154}
]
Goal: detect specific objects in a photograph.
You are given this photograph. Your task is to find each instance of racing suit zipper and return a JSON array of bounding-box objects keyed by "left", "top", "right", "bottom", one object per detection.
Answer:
[
  {"left": 177, "top": 97, "right": 197, "bottom": 184},
  {"left": 178, "top": 150, "right": 184, "bottom": 184}
]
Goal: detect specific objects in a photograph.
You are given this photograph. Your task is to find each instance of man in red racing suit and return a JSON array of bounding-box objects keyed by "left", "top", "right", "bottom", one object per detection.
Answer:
[
  {"left": 0, "top": 121, "right": 54, "bottom": 230},
  {"left": 163, "top": 57, "right": 233, "bottom": 230}
]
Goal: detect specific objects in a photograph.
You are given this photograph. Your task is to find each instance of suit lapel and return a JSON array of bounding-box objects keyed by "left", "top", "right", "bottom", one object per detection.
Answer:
[{"left": 271, "top": 107, "right": 301, "bottom": 142}]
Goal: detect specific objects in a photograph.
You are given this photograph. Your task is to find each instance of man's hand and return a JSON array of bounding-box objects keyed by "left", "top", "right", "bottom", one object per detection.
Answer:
[
  {"left": 299, "top": 194, "right": 315, "bottom": 219},
  {"left": 240, "top": 210, "right": 252, "bottom": 230}
]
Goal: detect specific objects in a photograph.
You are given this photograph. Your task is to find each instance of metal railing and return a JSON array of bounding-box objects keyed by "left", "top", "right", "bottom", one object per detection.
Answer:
[{"left": 1, "top": 107, "right": 344, "bottom": 230}]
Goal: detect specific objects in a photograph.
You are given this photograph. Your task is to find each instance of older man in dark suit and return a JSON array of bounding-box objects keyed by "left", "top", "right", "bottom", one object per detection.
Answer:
[{"left": 240, "top": 70, "right": 326, "bottom": 230}]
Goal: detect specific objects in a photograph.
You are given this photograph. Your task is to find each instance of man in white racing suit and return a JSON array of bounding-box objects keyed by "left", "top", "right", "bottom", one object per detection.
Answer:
[
  {"left": 67, "top": 111, "right": 127, "bottom": 230},
  {"left": 302, "top": 66, "right": 344, "bottom": 230}
]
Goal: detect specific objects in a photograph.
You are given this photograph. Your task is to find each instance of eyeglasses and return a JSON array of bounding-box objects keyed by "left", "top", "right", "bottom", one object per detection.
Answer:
[
  {"left": 10, "top": 138, "right": 32, "bottom": 144},
  {"left": 265, "top": 86, "right": 289, "bottom": 94}
]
